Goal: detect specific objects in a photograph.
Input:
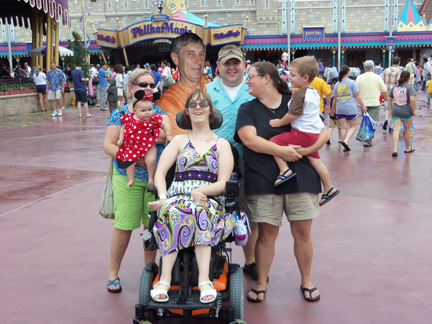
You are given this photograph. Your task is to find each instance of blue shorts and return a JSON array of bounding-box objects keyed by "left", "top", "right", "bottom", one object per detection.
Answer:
[
  {"left": 391, "top": 116, "right": 413, "bottom": 121},
  {"left": 427, "top": 93, "right": 431, "bottom": 99},
  {"left": 335, "top": 114, "right": 358, "bottom": 120},
  {"left": 36, "top": 85, "right": 46, "bottom": 94}
]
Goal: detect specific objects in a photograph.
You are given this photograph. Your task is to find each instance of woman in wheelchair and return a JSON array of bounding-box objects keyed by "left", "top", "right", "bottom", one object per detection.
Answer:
[{"left": 147, "top": 89, "right": 235, "bottom": 304}]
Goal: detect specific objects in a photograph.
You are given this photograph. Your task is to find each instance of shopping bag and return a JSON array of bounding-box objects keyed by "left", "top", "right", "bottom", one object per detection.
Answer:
[
  {"left": 99, "top": 161, "right": 115, "bottom": 219},
  {"left": 356, "top": 112, "right": 376, "bottom": 145},
  {"left": 233, "top": 210, "right": 251, "bottom": 247}
]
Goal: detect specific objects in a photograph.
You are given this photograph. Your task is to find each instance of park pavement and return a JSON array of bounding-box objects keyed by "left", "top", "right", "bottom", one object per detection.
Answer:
[{"left": 1, "top": 93, "right": 431, "bottom": 324}]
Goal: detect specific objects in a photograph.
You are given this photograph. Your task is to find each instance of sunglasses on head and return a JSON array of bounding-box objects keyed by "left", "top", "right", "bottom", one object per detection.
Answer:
[
  {"left": 132, "top": 82, "right": 156, "bottom": 89},
  {"left": 187, "top": 101, "right": 209, "bottom": 108}
]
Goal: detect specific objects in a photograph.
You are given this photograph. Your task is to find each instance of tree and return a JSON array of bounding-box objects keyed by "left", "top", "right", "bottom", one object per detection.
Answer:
[{"left": 64, "top": 31, "right": 91, "bottom": 77}]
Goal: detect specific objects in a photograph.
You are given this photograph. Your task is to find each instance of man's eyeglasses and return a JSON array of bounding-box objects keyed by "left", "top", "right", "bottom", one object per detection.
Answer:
[
  {"left": 246, "top": 74, "right": 264, "bottom": 81},
  {"left": 132, "top": 82, "right": 156, "bottom": 89},
  {"left": 188, "top": 101, "right": 209, "bottom": 108}
]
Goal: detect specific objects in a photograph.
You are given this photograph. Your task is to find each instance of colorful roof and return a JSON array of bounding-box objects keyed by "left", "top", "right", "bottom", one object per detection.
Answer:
[
  {"left": 171, "top": 10, "right": 221, "bottom": 28},
  {"left": 399, "top": 0, "right": 422, "bottom": 25}
]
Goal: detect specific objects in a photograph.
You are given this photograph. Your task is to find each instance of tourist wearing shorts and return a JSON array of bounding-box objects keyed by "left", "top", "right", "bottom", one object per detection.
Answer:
[
  {"left": 356, "top": 60, "right": 388, "bottom": 147},
  {"left": 103, "top": 69, "right": 170, "bottom": 293},
  {"left": 388, "top": 71, "right": 417, "bottom": 157},
  {"left": 236, "top": 62, "right": 328, "bottom": 303},
  {"left": 99, "top": 62, "right": 109, "bottom": 111},
  {"left": 46, "top": 61, "right": 65, "bottom": 117},
  {"left": 32, "top": 66, "right": 48, "bottom": 112},
  {"left": 71, "top": 64, "right": 93, "bottom": 118},
  {"left": 331, "top": 65, "right": 367, "bottom": 152}
]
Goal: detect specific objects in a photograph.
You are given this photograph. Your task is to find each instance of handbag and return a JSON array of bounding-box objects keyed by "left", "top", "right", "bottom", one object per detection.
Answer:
[
  {"left": 99, "top": 160, "right": 115, "bottom": 219},
  {"left": 64, "top": 85, "right": 71, "bottom": 93},
  {"left": 232, "top": 210, "right": 251, "bottom": 247},
  {"left": 162, "top": 77, "right": 175, "bottom": 88},
  {"left": 356, "top": 112, "right": 376, "bottom": 146}
]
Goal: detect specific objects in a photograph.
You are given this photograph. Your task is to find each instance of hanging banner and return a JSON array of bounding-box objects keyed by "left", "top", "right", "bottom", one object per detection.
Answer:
[
  {"left": 333, "top": 0, "right": 338, "bottom": 34},
  {"left": 290, "top": 0, "right": 296, "bottom": 35},
  {"left": 384, "top": 0, "right": 389, "bottom": 32},
  {"left": 386, "top": 36, "right": 396, "bottom": 52},
  {"left": 302, "top": 26, "right": 325, "bottom": 41},
  {"left": 342, "top": 0, "right": 346, "bottom": 33}
]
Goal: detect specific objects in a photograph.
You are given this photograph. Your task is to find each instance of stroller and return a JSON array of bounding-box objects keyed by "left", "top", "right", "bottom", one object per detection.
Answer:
[{"left": 133, "top": 110, "right": 247, "bottom": 324}]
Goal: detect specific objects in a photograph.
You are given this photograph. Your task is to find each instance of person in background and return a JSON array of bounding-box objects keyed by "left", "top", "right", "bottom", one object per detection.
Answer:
[
  {"left": 46, "top": 61, "right": 65, "bottom": 117},
  {"left": 29, "top": 62, "right": 36, "bottom": 78},
  {"left": 114, "top": 64, "right": 124, "bottom": 104},
  {"left": 23, "top": 62, "right": 31, "bottom": 77},
  {"left": 160, "top": 60, "right": 173, "bottom": 93},
  {"left": 374, "top": 62, "right": 383, "bottom": 76},
  {"left": 59, "top": 66, "right": 67, "bottom": 110},
  {"left": 388, "top": 71, "right": 416, "bottom": 157},
  {"left": 414, "top": 62, "right": 421, "bottom": 91},
  {"left": 108, "top": 65, "right": 113, "bottom": 78},
  {"left": 71, "top": 63, "right": 93, "bottom": 118},
  {"left": 107, "top": 78, "right": 118, "bottom": 114},
  {"left": 123, "top": 66, "right": 132, "bottom": 101},
  {"left": 15, "top": 64, "right": 26, "bottom": 77},
  {"left": 33, "top": 65, "right": 48, "bottom": 112},
  {"left": 204, "top": 61, "right": 212, "bottom": 81},
  {"left": 150, "top": 64, "right": 162, "bottom": 93},
  {"left": 318, "top": 59, "right": 324, "bottom": 78},
  {"left": 95, "top": 64, "right": 101, "bottom": 107},
  {"left": 426, "top": 74, "right": 432, "bottom": 107},
  {"left": 404, "top": 58, "right": 416, "bottom": 86},
  {"left": 99, "top": 62, "right": 110, "bottom": 111},
  {"left": 206, "top": 44, "right": 258, "bottom": 281},
  {"left": 356, "top": 60, "right": 388, "bottom": 147},
  {"left": 383, "top": 56, "right": 402, "bottom": 131},
  {"left": 135, "top": 63, "right": 141, "bottom": 70},
  {"left": 245, "top": 60, "right": 252, "bottom": 73},
  {"left": 65, "top": 65, "right": 72, "bottom": 82}
]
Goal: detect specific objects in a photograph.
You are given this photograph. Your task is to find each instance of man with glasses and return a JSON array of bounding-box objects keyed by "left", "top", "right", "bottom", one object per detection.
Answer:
[
  {"left": 156, "top": 33, "right": 207, "bottom": 135},
  {"left": 206, "top": 44, "right": 259, "bottom": 281},
  {"left": 99, "top": 62, "right": 110, "bottom": 111}
]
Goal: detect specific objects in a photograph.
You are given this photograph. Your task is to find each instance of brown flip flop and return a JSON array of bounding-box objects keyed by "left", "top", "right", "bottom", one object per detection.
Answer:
[{"left": 86, "top": 114, "right": 94, "bottom": 118}]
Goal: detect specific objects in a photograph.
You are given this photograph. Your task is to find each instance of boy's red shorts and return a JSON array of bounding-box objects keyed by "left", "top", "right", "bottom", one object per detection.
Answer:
[{"left": 269, "top": 128, "right": 320, "bottom": 159}]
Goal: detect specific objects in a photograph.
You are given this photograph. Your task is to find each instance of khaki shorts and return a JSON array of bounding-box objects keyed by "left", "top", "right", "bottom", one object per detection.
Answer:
[
  {"left": 364, "top": 106, "right": 380, "bottom": 121},
  {"left": 48, "top": 89, "right": 62, "bottom": 100},
  {"left": 328, "top": 118, "right": 341, "bottom": 129},
  {"left": 245, "top": 192, "right": 320, "bottom": 227}
]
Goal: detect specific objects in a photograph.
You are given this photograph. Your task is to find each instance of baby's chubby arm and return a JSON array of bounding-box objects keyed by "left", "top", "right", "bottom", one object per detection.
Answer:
[
  {"left": 269, "top": 112, "right": 297, "bottom": 128},
  {"left": 117, "top": 125, "right": 125, "bottom": 146},
  {"left": 160, "top": 118, "right": 173, "bottom": 143}
]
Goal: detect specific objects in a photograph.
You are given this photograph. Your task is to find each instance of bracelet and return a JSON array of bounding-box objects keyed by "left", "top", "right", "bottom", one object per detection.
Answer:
[{"left": 158, "top": 194, "right": 167, "bottom": 200}]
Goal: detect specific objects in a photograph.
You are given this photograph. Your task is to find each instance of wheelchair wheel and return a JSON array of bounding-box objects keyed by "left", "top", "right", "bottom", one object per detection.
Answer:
[
  {"left": 139, "top": 262, "right": 159, "bottom": 321},
  {"left": 229, "top": 265, "right": 244, "bottom": 320}
]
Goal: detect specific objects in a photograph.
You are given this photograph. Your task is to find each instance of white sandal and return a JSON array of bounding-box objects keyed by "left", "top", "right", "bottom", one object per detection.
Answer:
[
  {"left": 150, "top": 281, "right": 170, "bottom": 303},
  {"left": 198, "top": 281, "right": 217, "bottom": 304}
]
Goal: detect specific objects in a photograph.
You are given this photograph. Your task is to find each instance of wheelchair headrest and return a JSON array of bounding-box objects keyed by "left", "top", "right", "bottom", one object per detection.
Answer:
[{"left": 175, "top": 109, "right": 224, "bottom": 130}]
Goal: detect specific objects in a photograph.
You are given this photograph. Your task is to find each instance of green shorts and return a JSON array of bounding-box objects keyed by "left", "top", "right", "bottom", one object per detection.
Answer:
[
  {"left": 364, "top": 106, "right": 380, "bottom": 121},
  {"left": 112, "top": 167, "right": 155, "bottom": 230}
]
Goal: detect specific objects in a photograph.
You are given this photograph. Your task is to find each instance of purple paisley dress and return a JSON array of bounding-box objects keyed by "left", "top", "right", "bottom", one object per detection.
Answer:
[{"left": 154, "top": 139, "right": 235, "bottom": 256}]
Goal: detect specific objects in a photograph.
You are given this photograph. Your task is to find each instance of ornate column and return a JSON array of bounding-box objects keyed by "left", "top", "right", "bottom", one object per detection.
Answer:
[
  {"left": 382, "top": 48, "right": 386, "bottom": 69},
  {"left": 332, "top": 48, "right": 336, "bottom": 67},
  {"left": 341, "top": 49, "right": 345, "bottom": 66},
  {"left": 291, "top": 49, "right": 296, "bottom": 61}
]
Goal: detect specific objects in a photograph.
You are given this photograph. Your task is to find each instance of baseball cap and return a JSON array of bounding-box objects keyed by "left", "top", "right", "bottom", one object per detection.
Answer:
[
  {"left": 246, "top": 60, "right": 251, "bottom": 63},
  {"left": 218, "top": 45, "right": 243, "bottom": 64}
]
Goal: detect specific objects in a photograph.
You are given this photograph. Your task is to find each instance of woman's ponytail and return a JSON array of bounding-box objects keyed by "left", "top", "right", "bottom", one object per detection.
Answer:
[
  {"left": 254, "top": 62, "right": 291, "bottom": 95},
  {"left": 338, "top": 65, "right": 350, "bottom": 82}
]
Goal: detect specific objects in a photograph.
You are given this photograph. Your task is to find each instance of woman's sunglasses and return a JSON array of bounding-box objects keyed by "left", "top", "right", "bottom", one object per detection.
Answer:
[
  {"left": 132, "top": 82, "right": 156, "bottom": 89},
  {"left": 187, "top": 101, "right": 209, "bottom": 108}
]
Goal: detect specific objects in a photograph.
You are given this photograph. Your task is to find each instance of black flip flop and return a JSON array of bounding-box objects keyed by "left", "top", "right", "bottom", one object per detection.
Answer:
[
  {"left": 247, "top": 288, "right": 266, "bottom": 303},
  {"left": 404, "top": 148, "right": 415, "bottom": 153},
  {"left": 242, "top": 262, "right": 270, "bottom": 282},
  {"left": 300, "top": 285, "right": 320, "bottom": 302},
  {"left": 274, "top": 168, "right": 297, "bottom": 187},
  {"left": 319, "top": 187, "right": 340, "bottom": 206},
  {"left": 392, "top": 152, "right": 398, "bottom": 157},
  {"left": 340, "top": 142, "right": 351, "bottom": 152}
]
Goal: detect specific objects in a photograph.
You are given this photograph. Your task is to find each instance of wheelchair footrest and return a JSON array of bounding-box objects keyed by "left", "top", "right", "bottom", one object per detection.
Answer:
[{"left": 147, "top": 290, "right": 217, "bottom": 310}]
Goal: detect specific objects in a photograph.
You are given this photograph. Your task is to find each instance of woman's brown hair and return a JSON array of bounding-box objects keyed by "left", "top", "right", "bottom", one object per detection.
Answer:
[
  {"left": 183, "top": 89, "right": 218, "bottom": 127},
  {"left": 253, "top": 62, "right": 291, "bottom": 94},
  {"left": 398, "top": 71, "right": 411, "bottom": 85}
]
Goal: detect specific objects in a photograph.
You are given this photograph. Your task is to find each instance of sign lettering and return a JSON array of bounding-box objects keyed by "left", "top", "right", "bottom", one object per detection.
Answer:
[
  {"left": 97, "top": 34, "right": 116, "bottom": 43},
  {"left": 131, "top": 22, "right": 192, "bottom": 39},
  {"left": 214, "top": 30, "right": 241, "bottom": 40},
  {"left": 302, "top": 27, "right": 325, "bottom": 41}
]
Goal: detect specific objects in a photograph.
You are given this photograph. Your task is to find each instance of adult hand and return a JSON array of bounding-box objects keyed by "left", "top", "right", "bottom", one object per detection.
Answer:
[
  {"left": 61, "top": 89, "right": 65, "bottom": 95},
  {"left": 330, "top": 109, "right": 335, "bottom": 116},
  {"left": 324, "top": 105, "right": 330, "bottom": 114},
  {"left": 148, "top": 199, "right": 167, "bottom": 211},
  {"left": 166, "top": 134, "right": 173, "bottom": 143},
  {"left": 413, "top": 111, "right": 418, "bottom": 116},
  {"left": 280, "top": 145, "right": 302, "bottom": 162},
  {"left": 191, "top": 189, "right": 207, "bottom": 203},
  {"left": 269, "top": 119, "right": 282, "bottom": 128},
  {"left": 362, "top": 105, "right": 367, "bottom": 113}
]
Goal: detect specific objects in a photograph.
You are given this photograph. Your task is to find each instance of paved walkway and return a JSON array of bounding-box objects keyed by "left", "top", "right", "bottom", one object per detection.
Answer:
[{"left": 1, "top": 95, "right": 431, "bottom": 324}]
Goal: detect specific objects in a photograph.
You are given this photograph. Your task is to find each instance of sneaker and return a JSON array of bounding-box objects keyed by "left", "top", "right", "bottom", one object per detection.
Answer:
[
  {"left": 62, "top": 106, "right": 66, "bottom": 110},
  {"left": 383, "top": 120, "right": 388, "bottom": 130},
  {"left": 57, "top": 109, "right": 63, "bottom": 116},
  {"left": 326, "top": 140, "right": 331, "bottom": 145},
  {"left": 51, "top": 111, "right": 58, "bottom": 117}
]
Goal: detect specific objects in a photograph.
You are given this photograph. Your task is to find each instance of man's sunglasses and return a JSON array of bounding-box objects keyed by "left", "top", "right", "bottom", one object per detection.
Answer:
[
  {"left": 187, "top": 101, "right": 209, "bottom": 108},
  {"left": 132, "top": 82, "right": 156, "bottom": 89}
]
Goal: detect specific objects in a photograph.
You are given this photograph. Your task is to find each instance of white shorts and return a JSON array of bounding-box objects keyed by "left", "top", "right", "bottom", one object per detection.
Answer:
[{"left": 48, "top": 90, "right": 62, "bottom": 100}]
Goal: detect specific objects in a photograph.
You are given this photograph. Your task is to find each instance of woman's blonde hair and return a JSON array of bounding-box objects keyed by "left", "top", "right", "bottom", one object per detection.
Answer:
[
  {"left": 125, "top": 69, "right": 155, "bottom": 101},
  {"left": 183, "top": 89, "right": 217, "bottom": 127}
]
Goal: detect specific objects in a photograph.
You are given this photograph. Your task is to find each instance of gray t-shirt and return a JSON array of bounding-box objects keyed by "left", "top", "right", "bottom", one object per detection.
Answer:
[
  {"left": 332, "top": 78, "right": 360, "bottom": 115},
  {"left": 389, "top": 83, "right": 416, "bottom": 119}
]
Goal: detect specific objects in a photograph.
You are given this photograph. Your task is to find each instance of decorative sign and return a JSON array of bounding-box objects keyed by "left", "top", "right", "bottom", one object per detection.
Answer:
[
  {"left": 302, "top": 26, "right": 325, "bottom": 41},
  {"left": 97, "top": 34, "right": 116, "bottom": 43},
  {"left": 130, "top": 22, "right": 193, "bottom": 39},
  {"left": 153, "top": 39, "right": 172, "bottom": 45},
  {"left": 214, "top": 30, "right": 241, "bottom": 40},
  {"left": 211, "top": 26, "right": 243, "bottom": 45},
  {"left": 386, "top": 36, "right": 396, "bottom": 52},
  {"left": 151, "top": 14, "right": 170, "bottom": 22}
]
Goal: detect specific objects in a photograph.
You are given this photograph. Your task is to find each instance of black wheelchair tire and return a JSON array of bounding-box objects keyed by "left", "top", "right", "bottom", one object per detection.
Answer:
[
  {"left": 229, "top": 265, "right": 244, "bottom": 320},
  {"left": 139, "top": 262, "right": 159, "bottom": 321}
]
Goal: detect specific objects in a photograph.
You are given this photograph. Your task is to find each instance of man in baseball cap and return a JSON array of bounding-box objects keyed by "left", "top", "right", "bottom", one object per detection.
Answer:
[{"left": 207, "top": 44, "right": 259, "bottom": 282}]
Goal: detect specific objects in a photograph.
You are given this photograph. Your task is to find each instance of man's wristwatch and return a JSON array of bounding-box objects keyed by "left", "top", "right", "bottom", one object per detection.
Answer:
[{"left": 158, "top": 194, "right": 167, "bottom": 200}]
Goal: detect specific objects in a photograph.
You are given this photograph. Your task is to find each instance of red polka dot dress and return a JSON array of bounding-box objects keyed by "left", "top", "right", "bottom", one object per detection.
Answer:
[{"left": 116, "top": 113, "right": 163, "bottom": 163}]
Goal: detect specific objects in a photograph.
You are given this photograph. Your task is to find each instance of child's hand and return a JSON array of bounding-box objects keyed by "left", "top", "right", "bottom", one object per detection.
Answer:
[
  {"left": 269, "top": 119, "right": 281, "bottom": 127},
  {"left": 166, "top": 134, "right": 173, "bottom": 143},
  {"left": 117, "top": 139, "right": 123, "bottom": 146}
]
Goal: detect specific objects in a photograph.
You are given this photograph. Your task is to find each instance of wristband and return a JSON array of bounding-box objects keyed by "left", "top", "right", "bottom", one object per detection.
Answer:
[{"left": 158, "top": 194, "right": 167, "bottom": 200}]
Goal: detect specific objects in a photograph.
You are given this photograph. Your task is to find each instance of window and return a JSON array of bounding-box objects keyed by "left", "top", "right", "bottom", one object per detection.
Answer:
[
  {"left": 124, "top": 0, "right": 129, "bottom": 10},
  {"left": 216, "top": 0, "right": 223, "bottom": 6},
  {"left": 200, "top": 0, "right": 207, "bottom": 7},
  {"left": 235, "top": 0, "right": 240, "bottom": 5},
  {"left": 264, "top": 0, "right": 269, "bottom": 9},
  {"left": 250, "top": 0, "right": 254, "bottom": 4},
  {"left": 143, "top": 0, "right": 150, "bottom": 9}
]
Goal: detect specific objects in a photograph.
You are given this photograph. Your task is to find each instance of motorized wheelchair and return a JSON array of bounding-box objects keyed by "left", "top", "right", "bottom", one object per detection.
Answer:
[{"left": 133, "top": 109, "right": 247, "bottom": 324}]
